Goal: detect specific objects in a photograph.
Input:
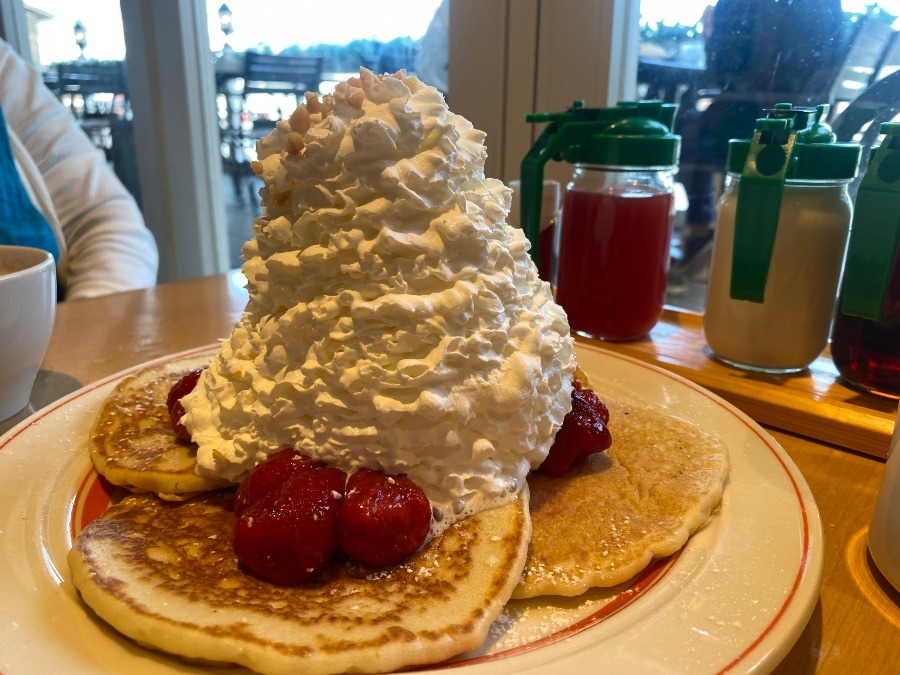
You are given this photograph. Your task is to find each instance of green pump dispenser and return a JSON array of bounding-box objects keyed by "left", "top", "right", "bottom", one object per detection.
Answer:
[
  {"left": 840, "top": 122, "right": 900, "bottom": 321},
  {"left": 520, "top": 100, "right": 680, "bottom": 269},
  {"left": 729, "top": 103, "right": 861, "bottom": 302}
]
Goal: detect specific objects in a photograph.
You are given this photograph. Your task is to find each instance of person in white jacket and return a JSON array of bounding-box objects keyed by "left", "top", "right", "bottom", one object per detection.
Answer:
[{"left": 0, "top": 38, "right": 158, "bottom": 300}]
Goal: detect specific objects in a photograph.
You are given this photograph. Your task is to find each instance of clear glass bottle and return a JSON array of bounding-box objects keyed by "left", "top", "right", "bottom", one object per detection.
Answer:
[
  {"left": 705, "top": 175, "right": 853, "bottom": 372},
  {"left": 703, "top": 106, "right": 861, "bottom": 373},
  {"left": 831, "top": 279, "right": 900, "bottom": 398},
  {"left": 830, "top": 122, "right": 900, "bottom": 399},
  {"left": 520, "top": 100, "right": 680, "bottom": 342},
  {"left": 868, "top": 401, "right": 900, "bottom": 591},
  {"left": 555, "top": 164, "right": 676, "bottom": 341}
]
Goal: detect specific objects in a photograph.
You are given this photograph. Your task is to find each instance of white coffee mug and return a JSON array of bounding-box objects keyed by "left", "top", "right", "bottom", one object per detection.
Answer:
[
  {"left": 0, "top": 245, "right": 56, "bottom": 421},
  {"left": 868, "top": 401, "right": 900, "bottom": 592}
]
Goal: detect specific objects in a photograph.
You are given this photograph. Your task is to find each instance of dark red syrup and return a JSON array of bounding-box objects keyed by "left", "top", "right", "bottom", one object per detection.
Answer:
[{"left": 555, "top": 189, "right": 675, "bottom": 341}]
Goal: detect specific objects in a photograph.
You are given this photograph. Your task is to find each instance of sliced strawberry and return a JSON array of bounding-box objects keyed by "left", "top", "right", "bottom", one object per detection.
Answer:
[
  {"left": 233, "top": 466, "right": 347, "bottom": 585},
  {"left": 166, "top": 367, "right": 206, "bottom": 442},
  {"left": 538, "top": 386, "right": 612, "bottom": 476},
  {"left": 234, "top": 449, "right": 324, "bottom": 517},
  {"left": 337, "top": 468, "right": 431, "bottom": 567}
]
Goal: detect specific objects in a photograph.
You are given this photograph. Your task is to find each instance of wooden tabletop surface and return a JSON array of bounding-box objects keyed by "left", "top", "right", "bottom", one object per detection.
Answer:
[{"left": 22, "top": 272, "right": 900, "bottom": 673}]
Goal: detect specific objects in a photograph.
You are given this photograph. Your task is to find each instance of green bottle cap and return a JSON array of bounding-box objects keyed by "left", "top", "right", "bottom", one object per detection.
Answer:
[
  {"left": 729, "top": 104, "right": 861, "bottom": 302},
  {"left": 520, "top": 100, "right": 681, "bottom": 268},
  {"left": 841, "top": 122, "right": 900, "bottom": 321}
]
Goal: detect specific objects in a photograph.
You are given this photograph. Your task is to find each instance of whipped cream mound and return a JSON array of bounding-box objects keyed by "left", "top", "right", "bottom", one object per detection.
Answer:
[{"left": 182, "top": 69, "right": 575, "bottom": 533}]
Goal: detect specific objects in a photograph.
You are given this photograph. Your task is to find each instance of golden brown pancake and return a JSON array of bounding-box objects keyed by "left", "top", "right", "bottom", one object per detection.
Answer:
[
  {"left": 75, "top": 355, "right": 729, "bottom": 671},
  {"left": 87, "top": 356, "right": 230, "bottom": 501},
  {"left": 68, "top": 488, "right": 531, "bottom": 675},
  {"left": 515, "top": 392, "right": 729, "bottom": 598}
]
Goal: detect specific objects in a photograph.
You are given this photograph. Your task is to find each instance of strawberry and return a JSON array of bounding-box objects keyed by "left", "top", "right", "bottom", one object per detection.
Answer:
[
  {"left": 233, "top": 466, "right": 347, "bottom": 585},
  {"left": 337, "top": 468, "right": 431, "bottom": 567},
  {"left": 234, "top": 449, "right": 324, "bottom": 517},
  {"left": 165, "top": 367, "right": 206, "bottom": 442},
  {"left": 573, "top": 376, "right": 610, "bottom": 424},
  {"left": 579, "top": 384, "right": 610, "bottom": 425},
  {"left": 538, "top": 385, "right": 612, "bottom": 476}
]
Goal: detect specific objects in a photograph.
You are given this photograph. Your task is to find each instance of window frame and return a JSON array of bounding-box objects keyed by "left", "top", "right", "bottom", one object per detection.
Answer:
[
  {"left": 0, "top": 0, "right": 30, "bottom": 65},
  {"left": 120, "top": 0, "right": 229, "bottom": 283},
  {"left": 449, "top": 0, "right": 640, "bottom": 185}
]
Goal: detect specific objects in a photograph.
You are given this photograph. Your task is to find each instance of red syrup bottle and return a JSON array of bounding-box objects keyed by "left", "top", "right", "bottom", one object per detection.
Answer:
[
  {"left": 555, "top": 170, "right": 675, "bottom": 341},
  {"left": 520, "top": 100, "right": 680, "bottom": 342}
]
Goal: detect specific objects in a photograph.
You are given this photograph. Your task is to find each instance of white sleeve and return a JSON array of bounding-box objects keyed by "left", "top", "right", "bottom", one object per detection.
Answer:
[{"left": 0, "top": 40, "right": 158, "bottom": 300}]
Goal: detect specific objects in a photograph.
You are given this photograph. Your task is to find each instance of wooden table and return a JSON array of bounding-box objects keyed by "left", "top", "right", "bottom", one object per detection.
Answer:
[{"left": 25, "top": 273, "right": 900, "bottom": 673}]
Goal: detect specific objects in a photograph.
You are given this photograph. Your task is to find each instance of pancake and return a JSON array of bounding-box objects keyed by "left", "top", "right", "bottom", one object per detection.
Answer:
[
  {"left": 68, "top": 488, "right": 531, "bottom": 675},
  {"left": 77, "top": 354, "right": 729, "bottom": 668},
  {"left": 514, "top": 392, "right": 729, "bottom": 599},
  {"left": 87, "top": 356, "right": 229, "bottom": 501}
]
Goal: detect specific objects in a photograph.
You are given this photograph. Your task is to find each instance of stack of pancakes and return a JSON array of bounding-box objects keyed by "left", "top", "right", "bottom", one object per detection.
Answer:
[{"left": 69, "top": 356, "right": 729, "bottom": 674}]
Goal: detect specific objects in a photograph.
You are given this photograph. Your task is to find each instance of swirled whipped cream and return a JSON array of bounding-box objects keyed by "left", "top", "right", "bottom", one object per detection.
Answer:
[{"left": 182, "top": 69, "right": 574, "bottom": 531}]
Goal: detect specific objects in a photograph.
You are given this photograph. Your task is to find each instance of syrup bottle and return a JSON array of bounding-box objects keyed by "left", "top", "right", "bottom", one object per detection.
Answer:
[
  {"left": 703, "top": 104, "right": 861, "bottom": 373},
  {"left": 831, "top": 122, "right": 900, "bottom": 399},
  {"left": 520, "top": 100, "right": 680, "bottom": 341}
]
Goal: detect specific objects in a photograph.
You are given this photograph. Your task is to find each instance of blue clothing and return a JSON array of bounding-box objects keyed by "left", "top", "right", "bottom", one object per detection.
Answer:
[{"left": 0, "top": 104, "right": 58, "bottom": 260}]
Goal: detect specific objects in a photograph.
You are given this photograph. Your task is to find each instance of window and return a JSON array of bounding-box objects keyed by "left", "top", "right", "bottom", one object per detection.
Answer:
[
  {"left": 8, "top": 0, "right": 896, "bottom": 312},
  {"left": 25, "top": 1, "right": 138, "bottom": 202},
  {"left": 638, "top": 0, "right": 900, "bottom": 311},
  {"left": 205, "top": 0, "right": 444, "bottom": 267},
  {"left": 2, "top": 0, "right": 451, "bottom": 284}
]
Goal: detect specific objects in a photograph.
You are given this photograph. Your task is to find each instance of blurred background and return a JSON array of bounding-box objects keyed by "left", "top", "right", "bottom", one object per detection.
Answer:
[{"left": 3, "top": 0, "right": 899, "bottom": 312}]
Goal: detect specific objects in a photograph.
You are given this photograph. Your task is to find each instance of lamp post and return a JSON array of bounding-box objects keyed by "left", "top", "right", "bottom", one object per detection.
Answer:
[
  {"left": 218, "top": 4, "right": 233, "bottom": 52},
  {"left": 73, "top": 20, "right": 87, "bottom": 60}
]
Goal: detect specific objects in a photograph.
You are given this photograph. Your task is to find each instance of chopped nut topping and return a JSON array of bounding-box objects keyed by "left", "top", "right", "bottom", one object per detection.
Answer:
[
  {"left": 289, "top": 105, "right": 310, "bottom": 135},
  {"left": 321, "top": 95, "right": 335, "bottom": 118},
  {"left": 286, "top": 132, "right": 305, "bottom": 155},
  {"left": 269, "top": 186, "right": 291, "bottom": 207},
  {"left": 304, "top": 90, "right": 321, "bottom": 114},
  {"left": 348, "top": 90, "right": 365, "bottom": 109}
]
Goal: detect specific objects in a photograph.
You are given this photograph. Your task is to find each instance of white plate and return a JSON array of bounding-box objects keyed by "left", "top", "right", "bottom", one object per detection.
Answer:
[{"left": 0, "top": 342, "right": 823, "bottom": 674}]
